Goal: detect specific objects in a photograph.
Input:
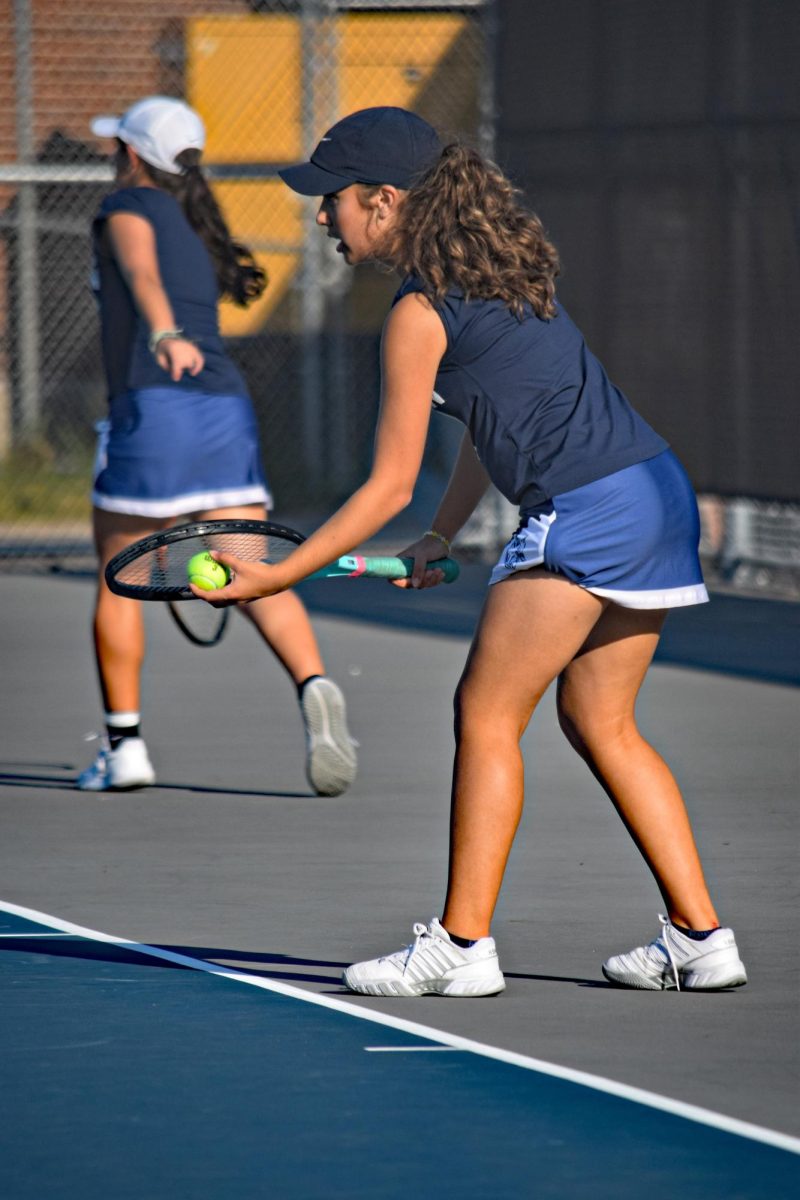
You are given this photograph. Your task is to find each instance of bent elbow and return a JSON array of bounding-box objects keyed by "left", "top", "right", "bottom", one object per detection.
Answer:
[
  {"left": 386, "top": 485, "right": 415, "bottom": 515},
  {"left": 392, "top": 487, "right": 415, "bottom": 513},
  {"left": 367, "top": 476, "right": 415, "bottom": 516}
]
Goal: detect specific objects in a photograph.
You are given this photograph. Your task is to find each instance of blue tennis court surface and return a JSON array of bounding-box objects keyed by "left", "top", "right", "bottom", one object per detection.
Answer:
[{"left": 2, "top": 905, "right": 797, "bottom": 1199}]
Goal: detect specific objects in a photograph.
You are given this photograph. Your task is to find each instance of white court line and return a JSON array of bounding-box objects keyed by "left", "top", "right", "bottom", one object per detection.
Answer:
[
  {"left": 3, "top": 898, "right": 799, "bottom": 1158},
  {"left": 366, "top": 1046, "right": 460, "bottom": 1053}
]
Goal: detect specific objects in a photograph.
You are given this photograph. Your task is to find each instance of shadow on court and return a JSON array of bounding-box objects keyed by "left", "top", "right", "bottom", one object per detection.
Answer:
[
  {"left": 0, "top": 934, "right": 608, "bottom": 990},
  {"left": 0, "top": 768, "right": 310, "bottom": 800},
  {"left": 2, "top": 931, "right": 760, "bottom": 995}
]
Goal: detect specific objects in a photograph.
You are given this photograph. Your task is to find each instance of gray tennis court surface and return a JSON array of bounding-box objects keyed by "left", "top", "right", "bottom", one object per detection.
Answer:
[{"left": 1, "top": 569, "right": 798, "bottom": 1196}]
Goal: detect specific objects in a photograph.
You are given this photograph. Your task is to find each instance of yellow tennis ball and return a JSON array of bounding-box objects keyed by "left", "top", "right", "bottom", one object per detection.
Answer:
[{"left": 186, "top": 551, "right": 230, "bottom": 591}]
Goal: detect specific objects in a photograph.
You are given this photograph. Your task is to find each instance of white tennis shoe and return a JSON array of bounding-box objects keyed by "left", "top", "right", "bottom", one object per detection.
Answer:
[
  {"left": 300, "top": 677, "right": 358, "bottom": 797},
  {"left": 76, "top": 736, "right": 156, "bottom": 792},
  {"left": 602, "top": 915, "right": 747, "bottom": 991},
  {"left": 343, "top": 918, "right": 506, "bottom": 997}
]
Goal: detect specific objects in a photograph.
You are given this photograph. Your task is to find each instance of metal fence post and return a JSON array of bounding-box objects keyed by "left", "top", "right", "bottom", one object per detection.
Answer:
[
  {"left": 299, "top": 0, "right": 338, "bottom": 490},
  {"left": 13, "top": 0, "right": 41, "bottom": 442}
]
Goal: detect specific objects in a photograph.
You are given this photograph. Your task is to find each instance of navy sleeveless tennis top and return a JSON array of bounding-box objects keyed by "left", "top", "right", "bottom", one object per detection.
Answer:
[
  {"left": 93, "top": 187, "right": 248, "bottom": 401},
  {"left": 394, "top": 276, "right": 668, "bottom": 509}
]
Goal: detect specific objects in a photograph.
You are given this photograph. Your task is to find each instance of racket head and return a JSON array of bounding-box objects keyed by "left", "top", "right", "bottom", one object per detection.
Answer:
[
  {"left": 105, "top": 519, "right": 306, "bottom": 600},
  {"left": 166, "top": 598, "right": 230, "bottom": 647}
]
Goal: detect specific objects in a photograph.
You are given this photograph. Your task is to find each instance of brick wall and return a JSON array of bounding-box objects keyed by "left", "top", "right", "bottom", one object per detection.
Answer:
[
  {"left": 0, "top": 0, "right": 251, "bottom": 161},
  {"left": 0, "top": 0, "right": 253, "bottom": 383}
]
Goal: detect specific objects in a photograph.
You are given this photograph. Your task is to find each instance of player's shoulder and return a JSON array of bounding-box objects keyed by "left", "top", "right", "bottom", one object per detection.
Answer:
[
  {"left": 98, "top": 186, "right": 178, "bottom": 222},
  {"left": 385, "top": 288, "right": 442, "bottom": 333},
  {"left": 390, "top": 275, "right": 443, "bottom": 320},
  {"left": 382, "top": 289, "right": 447, "bottom": 368}
]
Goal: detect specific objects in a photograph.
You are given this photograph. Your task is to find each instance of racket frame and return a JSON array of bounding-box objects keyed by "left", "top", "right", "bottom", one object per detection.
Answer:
[
  {"left": 105, "top": 519, "right": 305, "bottom": 601},
  {"left": 166, "top": 598, "right": 231, "bottom": 647}
]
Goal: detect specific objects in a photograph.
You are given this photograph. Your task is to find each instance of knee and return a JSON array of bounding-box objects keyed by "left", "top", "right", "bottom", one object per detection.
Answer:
[
  {"left": 557, "top": 690, "right": 635, "bottom": 758},
  {"left": 453, "top": 677, "right": 475, "bottom": 738},
  {"left": 454, "top": 677, "right": 534, "bottom": 745},
  {"left": 557, "top": 687, "right": 608, "bottom": 756},
  {"left": 453, "top": 676, "right": 506, "bottom": 742},
  {"left": 556, "top": 694, "right": 588, "bottom": 756}
]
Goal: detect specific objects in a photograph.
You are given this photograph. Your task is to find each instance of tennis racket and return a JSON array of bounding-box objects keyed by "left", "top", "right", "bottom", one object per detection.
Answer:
[
  {"left": 166, "top": 598, "right": 230, "bottom": 647},
  {"left": 104, "top": 519, "right": 459, "bottom": 601}
]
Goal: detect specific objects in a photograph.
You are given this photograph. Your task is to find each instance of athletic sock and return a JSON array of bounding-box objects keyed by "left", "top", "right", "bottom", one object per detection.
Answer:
[
  {"left": 445, "top": 930, "right": 478, "bottom": 949},
  {"left": 105, "top": 711, "right": 141, "bottom": 749},
  {"left": 297, "top": 674, "right": 324, "bottom": 700},
  {"left": 672, "top": 922, "right": 718, "bottom": 941}
]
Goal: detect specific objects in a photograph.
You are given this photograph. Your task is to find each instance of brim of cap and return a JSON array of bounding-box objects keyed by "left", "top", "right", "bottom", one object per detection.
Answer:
[
  {"left": 278, "top": 160, "right": 357, "bottom": 196},
  {"left": 91, "top": 116, "right": 122, "bottom": 139}
]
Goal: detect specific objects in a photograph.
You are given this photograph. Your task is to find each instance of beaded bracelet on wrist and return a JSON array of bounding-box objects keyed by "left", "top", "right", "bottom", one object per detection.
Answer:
[{"left": 424, "top": 528, "right": 452, "bottom": 554}]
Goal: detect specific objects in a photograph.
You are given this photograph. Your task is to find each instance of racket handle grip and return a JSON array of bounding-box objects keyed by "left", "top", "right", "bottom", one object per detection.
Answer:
[{"left": 398, "top": 556, "right": 460, "bottom": 584}]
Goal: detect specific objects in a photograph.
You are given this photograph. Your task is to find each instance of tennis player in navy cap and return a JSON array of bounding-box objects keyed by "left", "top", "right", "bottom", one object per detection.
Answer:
[
  {"left": 206, "top": 106, "right": 747, "bottom": 996},
  {"left": 280, "top": 105, "right": 442, "bottom": 195}
]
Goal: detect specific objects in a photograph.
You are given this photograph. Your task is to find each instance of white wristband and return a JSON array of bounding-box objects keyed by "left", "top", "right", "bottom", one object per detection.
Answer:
[{"left": 149, "top": 328, "right": 185, "bottom": 355}]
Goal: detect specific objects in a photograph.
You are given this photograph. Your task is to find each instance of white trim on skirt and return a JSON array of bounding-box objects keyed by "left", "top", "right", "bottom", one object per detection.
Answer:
[
  {"left": 491, "top": 566, "right": 709, "bottom": 609},
  {"left": 91, "top": 484, "right": 272, "bottom": 517},
  {"left": 585, "top": 582, "right": 709, "bottom": 608}
]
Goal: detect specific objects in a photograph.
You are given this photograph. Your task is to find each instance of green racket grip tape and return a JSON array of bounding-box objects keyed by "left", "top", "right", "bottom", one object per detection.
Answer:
[
  {"left": 396, "top": 555, "right": 459, "bottom": 583},
  {"left": 309, "top": 554, "right": 459, "bottom": 583}
]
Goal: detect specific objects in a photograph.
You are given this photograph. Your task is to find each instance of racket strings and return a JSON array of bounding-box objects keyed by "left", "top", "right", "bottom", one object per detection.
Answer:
[{"left": 114, "top": 530, "right": 298, "bottom": 594}]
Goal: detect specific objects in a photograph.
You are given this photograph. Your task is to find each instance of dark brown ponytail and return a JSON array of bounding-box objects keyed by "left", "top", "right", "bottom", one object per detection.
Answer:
[{"left": 146, "top": 148, "right": 267, "bottom": 307}]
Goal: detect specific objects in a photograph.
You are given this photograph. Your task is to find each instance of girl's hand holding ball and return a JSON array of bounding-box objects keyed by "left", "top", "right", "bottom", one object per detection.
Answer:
[{"left": 186, "top": 551, "right": 230, "bottom": 591}]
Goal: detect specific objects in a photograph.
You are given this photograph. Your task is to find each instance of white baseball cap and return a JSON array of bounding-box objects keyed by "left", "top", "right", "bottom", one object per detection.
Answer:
[{"left": 91, "top": 96, "right": 205, "bottom": 176}]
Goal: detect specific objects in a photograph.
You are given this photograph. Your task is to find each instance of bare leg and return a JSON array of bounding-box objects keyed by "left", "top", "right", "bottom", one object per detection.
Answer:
[
  {"left": 441, "top": 569, "right": 606, "bottom": 940},
  {"left": 91, "top": 508, "right": 172, "bottom": 712},
  {"left": 556, "top": 604, "right": 719, "bottom": 931},
  {"left": 196, "top": 506, "right": 354, "bottom": 795},
  {"left": 240, "top": 592, "right": 325, "bottom": 683},
  {"left": 197, "top": 505, "right": 324, "bottom": 684}
]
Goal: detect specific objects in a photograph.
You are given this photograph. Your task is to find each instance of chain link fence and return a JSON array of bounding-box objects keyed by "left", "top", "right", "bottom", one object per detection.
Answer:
[
  {"left": 1, "top": 0, "right": 798, "bottom": 600},
  {"left": 0, "top": 0, "right": 495, "bottom": 558}
]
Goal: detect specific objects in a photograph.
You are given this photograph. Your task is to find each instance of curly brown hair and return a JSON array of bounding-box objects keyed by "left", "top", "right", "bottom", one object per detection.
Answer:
[{"left": 371, "top": 142, "right": 559, "bottom": 320}]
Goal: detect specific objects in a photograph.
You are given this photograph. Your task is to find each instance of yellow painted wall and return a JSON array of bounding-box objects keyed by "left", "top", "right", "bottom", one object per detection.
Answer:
[{"left": 187, "top": 11, "right": 470, "bottom": 335}]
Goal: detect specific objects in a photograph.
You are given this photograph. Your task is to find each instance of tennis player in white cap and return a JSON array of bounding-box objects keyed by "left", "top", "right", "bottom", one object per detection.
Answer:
[{"left": 79, "top": 96, "right": 357, "bottom": 798}]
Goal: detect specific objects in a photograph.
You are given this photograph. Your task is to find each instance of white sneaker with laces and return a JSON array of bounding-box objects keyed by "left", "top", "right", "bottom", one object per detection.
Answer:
[
  {"left": 343, "top": 918, "right": 506, "bottom": 998},
  {"left": 602, "top": 914, "right": 747, "bottom": 991},
  {"left": 300, "top": 677, "right": 357, "bottom": 797},
  {"left": 76, "top": 736, "right": 156, "bottom": 792}
]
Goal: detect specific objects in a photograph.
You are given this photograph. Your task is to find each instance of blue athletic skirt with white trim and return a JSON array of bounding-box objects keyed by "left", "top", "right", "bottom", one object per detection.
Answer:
[
  {"left": 92, "top": 387, "right": 272, "bottom": 517},
  {"left": 489, "top": 449, "right": 708, "bottom": 609}
]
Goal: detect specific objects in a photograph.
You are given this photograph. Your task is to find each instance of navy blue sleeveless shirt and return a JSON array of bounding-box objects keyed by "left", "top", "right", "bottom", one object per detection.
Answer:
[
  {"left": 93, "top": 187, "right": 248, "bottom": 401},
  {"left": 394, "top": 277, "right": 668, "bottom": 509}
]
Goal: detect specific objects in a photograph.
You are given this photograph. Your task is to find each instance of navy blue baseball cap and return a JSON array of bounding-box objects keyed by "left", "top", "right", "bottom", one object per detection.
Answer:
[{"left": 279, "top": 106, "right": 442, "bottom": 195}]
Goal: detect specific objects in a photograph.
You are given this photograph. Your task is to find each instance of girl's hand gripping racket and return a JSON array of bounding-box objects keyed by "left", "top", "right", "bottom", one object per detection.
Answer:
[{"left": 104, "top": 519, "right": 459, "bottom": 602}]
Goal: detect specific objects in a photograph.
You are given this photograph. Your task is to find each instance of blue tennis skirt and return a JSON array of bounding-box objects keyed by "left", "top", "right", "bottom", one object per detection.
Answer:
[
  {"left": 92, "top": 387, "right": 272, "bottom": 517},
  {"left": 489, "top": 449, "right": 708, "bottom": 609}
]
